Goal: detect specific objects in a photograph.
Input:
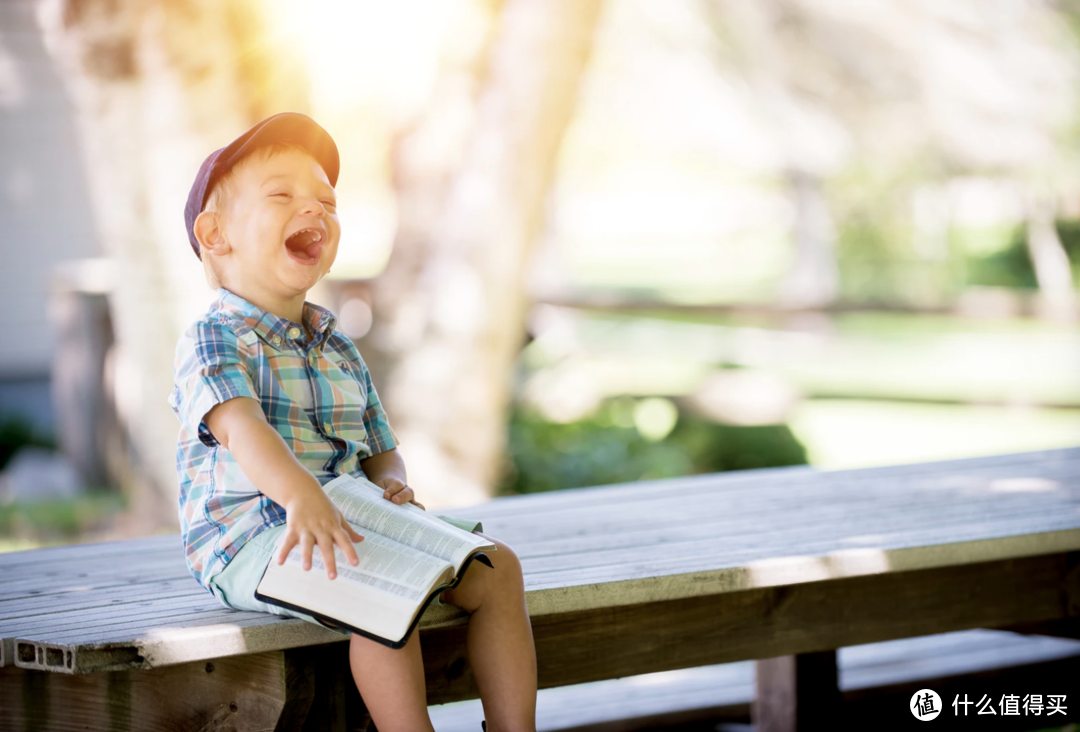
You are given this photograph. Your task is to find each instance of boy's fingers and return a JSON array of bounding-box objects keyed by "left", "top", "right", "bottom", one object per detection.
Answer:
[
  {"left": 277, "top": 533, "right": 298, "bottom": 564},
  {"left": 336, "top": 529, "right": 360, "bottom": 566},
  {"left": 300, "top": 534, "right": 315, "bottom": 571},
  {"left": 316, "top": 535, "right": 337, "bottom": 579},
  {"left": 391, "top": 486, "right": 414, "bottom": 504},
  {"left": 339, "top": 514, "right": 363, "bottom": 542}
]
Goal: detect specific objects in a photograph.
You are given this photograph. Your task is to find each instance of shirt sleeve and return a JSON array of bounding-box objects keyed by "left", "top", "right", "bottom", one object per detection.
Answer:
[
  {"left": 169, "top": 321, "right": 259, "bottom": 447},
  {"left": 352, "top": 350, "right": 398, "bottom": 456}
]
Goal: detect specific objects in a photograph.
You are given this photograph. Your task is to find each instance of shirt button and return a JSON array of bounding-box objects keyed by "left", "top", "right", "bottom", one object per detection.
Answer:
[
  {"left": 271, "top": 335, "right": 282, "bottom": 345},
  {"left": 288, "top": 327, "right": 301, "bottom": 339},
  {"left": 324, "top": 422, "right": 334, "bottom": 435},
  {"left": 308, "top": 352, "right": 317, "bottom": 366}
]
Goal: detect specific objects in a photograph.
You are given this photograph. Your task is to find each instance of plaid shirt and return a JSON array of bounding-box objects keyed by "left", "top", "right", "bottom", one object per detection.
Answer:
[{"left": 169, "top": 288, "right": 397, "bottom": 590}]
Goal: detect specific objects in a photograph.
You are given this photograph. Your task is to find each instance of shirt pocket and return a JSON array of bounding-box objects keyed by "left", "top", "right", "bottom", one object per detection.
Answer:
[{"left": 326, "top": 367, "right": 369, "bottom": 442}]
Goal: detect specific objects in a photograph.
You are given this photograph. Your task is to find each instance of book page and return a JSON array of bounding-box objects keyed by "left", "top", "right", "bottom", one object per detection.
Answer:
[
  {"left": 279, "top": 531, "right": 449, "bottom": 603},
  {"left": 259, "top": 535, "right": 451, "bottom": 643},
  {"left": 323, "top": 474, "right": 493, "bottom": 568}
]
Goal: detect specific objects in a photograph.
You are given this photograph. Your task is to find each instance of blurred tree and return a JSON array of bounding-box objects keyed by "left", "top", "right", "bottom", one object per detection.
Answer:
[
  {"left": 781, "top": 169, "right": 840, "bottom": 309},
  {"left": 363, "top": 0, "right": 606, "bottom": 506},
  {"left": 1026, "top": 192, "right": 1079, "bottom": 320},
  {"left": 700, "top": 0, "right": 848, "bottom": 309},
  {"left": 39, "top": 0, "right": 309, "bottom": 530},
  {"left": 700, "top": 0, "right": 1080, "bottom": 314}
]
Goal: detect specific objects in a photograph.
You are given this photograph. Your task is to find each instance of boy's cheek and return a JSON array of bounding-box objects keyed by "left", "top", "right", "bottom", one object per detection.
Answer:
[{"left": 321, "top": 240, "right": 340, "bottom": 271}]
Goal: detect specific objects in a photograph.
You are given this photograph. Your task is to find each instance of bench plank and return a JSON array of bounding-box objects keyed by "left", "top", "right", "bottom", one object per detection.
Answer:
[
  {"left": 0, "top": 651, "right": 290, "bottom": 731},
  {"left": 5, "top": 595, "right": 227, "bottom": 637},
  {"left": 454, "top": 448, "right": 1079, "bottom": 519},
  {"left": 467, "top": 456, "right": 1080, "bottom": 544},
  {"left": 0, "top": 534, "right": 180, "bottom": 568},
  {"left": 2, "top": 447, "right": 1077, "bottom": 676},
  {"left": 0, "top": 578, "right": 199, "bottom": 617},
  {"left": 518, "top": 526, "right": 1080, "bottom": 606},
  {"left": 418, "top": 551, "right": 1078, "bottom": 704},
  {"left": 426, "top": 629, "right": 1080, "bottom": 731}
]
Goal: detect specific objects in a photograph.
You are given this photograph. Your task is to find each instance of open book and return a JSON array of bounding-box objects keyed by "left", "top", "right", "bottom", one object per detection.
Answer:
[{"left": 255, "top": 474, "right": 495, "bottom": 648}]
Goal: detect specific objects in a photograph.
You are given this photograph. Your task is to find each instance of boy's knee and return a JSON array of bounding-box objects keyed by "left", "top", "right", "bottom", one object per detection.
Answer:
[{"left": 486, "top": 538, "right": 525, "bottom": 590}]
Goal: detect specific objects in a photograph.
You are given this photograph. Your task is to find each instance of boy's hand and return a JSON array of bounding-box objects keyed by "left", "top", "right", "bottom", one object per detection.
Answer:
[
  {"left": 202, "top": 396, "right": 363, "bottom": 580},
  {"left": 374, "top": 477, "right": 425, "bottom": 511},
  {"left": 276, "top": 490, "right": 364, "bottom": 580}
]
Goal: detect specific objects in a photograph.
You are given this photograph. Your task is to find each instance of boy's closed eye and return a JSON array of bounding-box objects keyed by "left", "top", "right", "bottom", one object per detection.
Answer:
[{"left": 268, "top": 191, "right": 335, "bottom": 210}]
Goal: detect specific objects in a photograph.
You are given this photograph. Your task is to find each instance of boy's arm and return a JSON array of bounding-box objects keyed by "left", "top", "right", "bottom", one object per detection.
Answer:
[
  {"left": 361, "top": 448, "right": 426, "bottom": 511},
  {"left": 204, "top": 396, "right": 362, "bottom": 579}
]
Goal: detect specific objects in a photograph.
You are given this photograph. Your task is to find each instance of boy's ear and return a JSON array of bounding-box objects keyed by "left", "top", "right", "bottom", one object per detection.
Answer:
[{"left": 193, "top": 210, "right": 230, "bottom": 256}]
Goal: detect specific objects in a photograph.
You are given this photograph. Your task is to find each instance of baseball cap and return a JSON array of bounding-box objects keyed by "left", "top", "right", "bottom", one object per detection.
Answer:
[{"left": 184, "top": 112, "right": 340, "bottom": 259}]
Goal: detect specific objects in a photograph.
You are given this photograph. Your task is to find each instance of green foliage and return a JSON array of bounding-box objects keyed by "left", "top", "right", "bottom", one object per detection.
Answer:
[
  {"left": 497, "top": 401, "right": 808, "bottom": 496},
  {"left": 0, "top": 418, "right": 55, "bottom": 471},
  {"left": 962, "top": 220, "right": 1080, "bottom": 289},
  {"left": 0, "top": 492, "right": 125, "bottom": 542},
  {"left": 829, "top": 163, "right": 966, "bottom": 308}
]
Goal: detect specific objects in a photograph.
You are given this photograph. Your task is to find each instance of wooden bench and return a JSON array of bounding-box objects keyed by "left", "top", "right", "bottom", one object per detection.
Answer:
[
  {"left": 2, "top": 446, "right": 1078, "bottom": 730},
  {"left": 428, "top": 628, "right": 1080, "bottom": 731}
]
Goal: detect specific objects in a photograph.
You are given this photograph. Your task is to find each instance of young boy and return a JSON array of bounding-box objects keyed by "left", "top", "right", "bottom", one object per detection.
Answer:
[{"left": 170, "top": 112, "right": 537, "bottom": 732}]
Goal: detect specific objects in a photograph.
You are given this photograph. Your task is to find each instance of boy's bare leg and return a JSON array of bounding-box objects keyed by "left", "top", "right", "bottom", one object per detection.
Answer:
[
  {"left": 349, "top": 629, "right": 435, "bottom": 732},
  {"left": 440, "top": 533, "right": 538, "bottom": 732}
]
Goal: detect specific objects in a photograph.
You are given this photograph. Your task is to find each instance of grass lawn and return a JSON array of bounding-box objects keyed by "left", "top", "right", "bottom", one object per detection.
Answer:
[
  {"left": 0, "top": 492, "right": 125, "bottom": 554},
  {"left": 789, "top": 398, "right": 1080, "bottom": 470}
]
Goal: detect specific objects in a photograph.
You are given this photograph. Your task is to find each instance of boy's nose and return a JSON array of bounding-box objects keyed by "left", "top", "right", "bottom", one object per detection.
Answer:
[{"left": 299, "top": 197, "right": 326, "bottom": 217}]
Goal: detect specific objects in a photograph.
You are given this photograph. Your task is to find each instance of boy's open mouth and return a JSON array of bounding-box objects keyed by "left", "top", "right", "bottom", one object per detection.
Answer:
[{"left": 284, "top": 227, "right": 325, "bottom": 265}]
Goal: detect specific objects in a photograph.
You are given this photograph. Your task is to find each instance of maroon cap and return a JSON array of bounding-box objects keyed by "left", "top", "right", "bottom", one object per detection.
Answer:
[{"left": 184, "top": 112, "right": 340, "bottom": 259}]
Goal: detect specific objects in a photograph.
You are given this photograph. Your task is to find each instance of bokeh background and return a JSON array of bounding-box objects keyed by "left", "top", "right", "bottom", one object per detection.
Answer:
[{"left": 1, "top": 0, "right": 1078, "bottom": 551}]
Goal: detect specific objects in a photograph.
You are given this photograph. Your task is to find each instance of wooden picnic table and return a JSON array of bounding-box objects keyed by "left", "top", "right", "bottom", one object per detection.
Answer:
[{"left": 2, "top": 446, "right": 1078, "bottom": 730}]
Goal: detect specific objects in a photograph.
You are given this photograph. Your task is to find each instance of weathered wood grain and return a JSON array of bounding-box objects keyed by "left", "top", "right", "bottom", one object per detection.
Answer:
[
  {"left": 753, "top": 651, "right": 841, "bottom": 732},
  {"left": 419, "top": 552, "right": 1078, "bottom": 704},
  {"left": 464, "top": 652, "right": 1080, "bottom": 732},
  {"left": 446, "top": 447, "right": 1079, "bottom": 521},
  {"left": 523, "top": 522, "right": 1080, "bottom": 589},
  {"left": 9, "top": 521, "right": 1075, "bottom": 657},
  {"left": 0, "top": 651, "right": 288, "bottom": 731},
  {"left": 0, "top": 578, "right": 198, "bottom": 618},
  {"left": 2, "top": 447, "right": 1077, "bottom": 677},
  {"left": 0, "top": 535, "right": 179, "bottom": 568},
  {"left": 426, "top": 629, "right": 1080, "bottom": 732}
]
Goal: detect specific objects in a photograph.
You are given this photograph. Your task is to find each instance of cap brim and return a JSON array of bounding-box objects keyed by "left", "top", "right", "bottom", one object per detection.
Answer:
[
  {"left": 185, "top": 112, "right": 340, "bottom": 259},
  {"left": 221, "top": 112, "right": 340, "bottom": 190}
]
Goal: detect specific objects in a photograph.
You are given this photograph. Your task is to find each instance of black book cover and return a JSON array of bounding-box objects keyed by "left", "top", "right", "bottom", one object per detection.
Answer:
[{"left": 255, "top": 551, "right": 494, "bottom": 649}]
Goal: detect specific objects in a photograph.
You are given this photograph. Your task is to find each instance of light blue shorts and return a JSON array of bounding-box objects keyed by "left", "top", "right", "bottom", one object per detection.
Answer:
[{"left": 206, "top": 514, "right": 485, "bottom": 634}]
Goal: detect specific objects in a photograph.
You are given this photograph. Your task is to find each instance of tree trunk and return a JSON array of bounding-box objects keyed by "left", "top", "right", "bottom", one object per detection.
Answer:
[
  {"left": 777, "top": 169, "right": 840, "bottom": 309},
  {"left": 1026, "top": 194, "right": 1078, "bottom": 322},
  {"left": 364, "top": 0, "right": 607, "bottom": 507},
  {"left": 39, "top": 0, "right": 308, "bottom": 531}
]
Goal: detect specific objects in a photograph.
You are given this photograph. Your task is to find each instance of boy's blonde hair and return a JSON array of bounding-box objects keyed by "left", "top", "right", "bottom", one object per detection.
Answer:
[{"left": 198, "top": 141, "right": 314, "bottom": 289}]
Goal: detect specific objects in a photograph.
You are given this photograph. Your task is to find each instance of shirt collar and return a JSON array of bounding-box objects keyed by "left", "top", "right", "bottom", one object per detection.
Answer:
[{"left": 212, "top": 288, "right": 337, "bottom": 349}]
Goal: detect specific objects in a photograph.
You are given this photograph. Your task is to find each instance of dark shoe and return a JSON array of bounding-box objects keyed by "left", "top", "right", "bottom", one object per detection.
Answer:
[{"left": 481, "top": 723, "right": 486, "bottom": 731}]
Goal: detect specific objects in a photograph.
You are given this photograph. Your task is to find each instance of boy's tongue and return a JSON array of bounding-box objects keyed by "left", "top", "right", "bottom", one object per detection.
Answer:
[{"left": 285, "top": 229, "right": 323, "bottom": 262}]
